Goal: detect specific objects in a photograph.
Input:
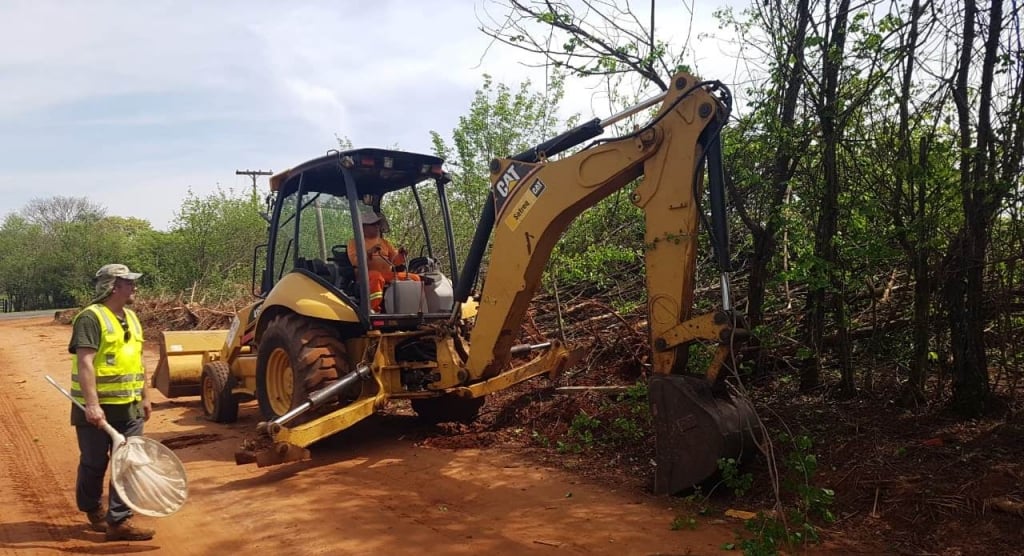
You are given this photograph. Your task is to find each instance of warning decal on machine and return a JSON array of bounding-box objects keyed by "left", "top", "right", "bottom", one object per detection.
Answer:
[{"left": 504, "top": 178, "right": 546, "bottom": 231}]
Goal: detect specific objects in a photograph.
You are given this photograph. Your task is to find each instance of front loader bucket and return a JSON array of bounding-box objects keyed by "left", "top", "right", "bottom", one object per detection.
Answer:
[
  {"left": 152, "top": 330, "right": 227, "bottom": 398},
  {"left": 649, "top": 374, "right": 759, "bottom": 495}
]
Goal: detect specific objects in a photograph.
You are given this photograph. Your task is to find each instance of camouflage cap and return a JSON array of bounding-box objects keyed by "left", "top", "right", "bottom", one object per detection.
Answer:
[
  {"left": 359, "top": 211, "right": 383, "bottom": 225},
  {"left": 92, "top": 264, "right": 142, "bottom": 303}
]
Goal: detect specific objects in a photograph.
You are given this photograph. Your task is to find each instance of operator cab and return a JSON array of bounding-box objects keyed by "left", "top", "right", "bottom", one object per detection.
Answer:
[{"left": 258, "top": 148, "right": 460, "bottom": 329}]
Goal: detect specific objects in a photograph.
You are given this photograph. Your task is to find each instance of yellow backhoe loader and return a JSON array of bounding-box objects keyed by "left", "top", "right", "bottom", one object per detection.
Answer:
[{"left": 153, "top": 71, "right": 757, "bottom": 494}]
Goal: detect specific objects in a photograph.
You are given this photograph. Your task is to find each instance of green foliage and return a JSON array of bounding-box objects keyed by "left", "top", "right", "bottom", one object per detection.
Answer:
[
  {"left": 0, "top": 188, "right": 270, "bottom": 310},
  {"left": 159, "top": 187, "right": 266, "bottom": 301},
  {"left": 531, "top": 429, "right": 551, "bottom": 448},
  {"left": 608, "top": 415, "right": 644, "bottom": 442},
  {"left": 0, "top": 199, "right": 147, "bottom": 309},
  {"left": 782, "top": 434, "right": 836, "bottom": 523},
  {"left": 549, "top": 382, "right": 651, "bottom": 454},
  {"left": 738, "top": 434, "right": 835, "bottom": 555},
  {"left": 740, "top": 504, "right": 830, "bottom": 556},
  {"left": 670, "top": 515, "right": 698, "bottom": 530},
  {"left": 50, "top": 217, "right": 149, "bottom": 304},
  {"left": 557, "top": 411, "right": 601, "bottom": 453},
  {"left": 740, "top": 510, "right": 810, "bottom": 556},
  {"left": 0, "top": 214, "right": 49, "bottom": 309},
  {"left": 670, "top": 485, "right": 712, "bottom": 533},
  {"left": 609, "top": 382, "right": 650, "bottom": 442},
  {"left": 545, "top": 188, "right": 646, "bottom": 299},
  {"left": 546, "top": 243, "right": 640, "bottom": 292},
  {"left": 718, "top": 457, "right": 754, "bottom": 497},
  {"left": 617, "top": 381, "right": 650, "bottom": 410},
  {"left": 686, "top": 343, "right": 716, "bottom": 374},
  {"left": 428, "top": 73, "right": 575, "bottom": 261}
]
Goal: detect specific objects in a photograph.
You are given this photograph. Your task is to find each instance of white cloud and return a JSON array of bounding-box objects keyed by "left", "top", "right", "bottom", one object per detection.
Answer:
[{"left": 0, "top": 0, "right": 742, "bottom": 230}]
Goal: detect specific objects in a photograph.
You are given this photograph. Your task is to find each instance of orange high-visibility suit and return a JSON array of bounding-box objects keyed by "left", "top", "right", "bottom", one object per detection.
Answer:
[{"left": 347, "top": 237, "right": 420, "bottom": 311}]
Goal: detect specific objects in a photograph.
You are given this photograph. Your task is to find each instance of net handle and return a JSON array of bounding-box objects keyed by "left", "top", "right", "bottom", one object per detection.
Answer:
[{"left": 45, "top": 375, "right": 126, "bottom": 446}]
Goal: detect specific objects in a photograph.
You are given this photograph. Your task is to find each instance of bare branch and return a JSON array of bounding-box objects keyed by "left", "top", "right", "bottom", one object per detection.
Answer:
[{"left": 480, "top": 0, "right": 684, "bottom": 91}]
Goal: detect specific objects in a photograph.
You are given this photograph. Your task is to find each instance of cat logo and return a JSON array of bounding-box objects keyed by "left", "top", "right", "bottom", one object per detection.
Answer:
[
  {"left": 493, "top": 162, "right": 538, "bottom": 213},
  {"left": 530, "top": 179, "right": 546, "bottom": 197},
  {"left": 495, "top": 165, "right": 521, "bottom": 200}
]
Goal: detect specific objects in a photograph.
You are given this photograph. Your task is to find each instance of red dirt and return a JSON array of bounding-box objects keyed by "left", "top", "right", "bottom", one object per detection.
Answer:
[
  {"left": 8, "top": 309, "right": 1021, "bottom": 555},
  {"left": 0, "top": 316, "right": 739, "bottom": 555}
]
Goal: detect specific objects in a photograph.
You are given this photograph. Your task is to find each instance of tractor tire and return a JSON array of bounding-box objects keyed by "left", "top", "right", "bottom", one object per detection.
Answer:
[
  {"left": 256, "top": 313, "right": 349, "bottom": 422},
  {"left": 411, "top": 395, "right": 485, "bottom": 425},
  {"left": 201, "top": 360, "right": 238, "bottom": 423}
]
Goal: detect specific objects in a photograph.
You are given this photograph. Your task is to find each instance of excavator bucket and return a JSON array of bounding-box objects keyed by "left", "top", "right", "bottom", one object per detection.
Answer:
[
  {"left": 152, "top": 330, "right": 227, "bottom": 398},
  {"left": 648, "top": 374, "right": 759, "bottom": 495}
]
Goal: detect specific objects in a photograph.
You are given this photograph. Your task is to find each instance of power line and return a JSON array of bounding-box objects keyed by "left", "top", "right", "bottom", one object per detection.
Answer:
[{"left": 236, "top": 169, "right": 273, "bottom": 196}]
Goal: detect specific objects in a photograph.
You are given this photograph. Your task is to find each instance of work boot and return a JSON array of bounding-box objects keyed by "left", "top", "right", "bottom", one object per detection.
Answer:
[
  {"left": 85, "top": 504, "right": 107, "bottom": 532},
  {"left": 105, "top": 518, "right": 155, "bottom": 542}
]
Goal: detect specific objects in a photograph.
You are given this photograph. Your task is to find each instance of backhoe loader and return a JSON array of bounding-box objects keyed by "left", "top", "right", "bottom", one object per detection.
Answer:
[{"left": 153, "top": 71, "right": 757, "bottom": 494}]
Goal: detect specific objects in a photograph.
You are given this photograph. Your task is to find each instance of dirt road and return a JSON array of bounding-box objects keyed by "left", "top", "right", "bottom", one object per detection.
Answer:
[{"left": 0, "top": 316, "right": 738, "bottom": 555}]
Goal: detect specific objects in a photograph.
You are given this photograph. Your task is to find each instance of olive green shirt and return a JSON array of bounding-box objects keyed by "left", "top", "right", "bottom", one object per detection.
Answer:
[{"left": 68, "top": 308, "right": 142, "bottom": 426}]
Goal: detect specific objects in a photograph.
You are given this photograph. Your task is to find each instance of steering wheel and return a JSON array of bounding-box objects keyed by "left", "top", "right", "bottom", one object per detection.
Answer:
[
  {"left": 408, "top": 256, "right": 437, "bottom": 274},
  {"left": 328, "top": 244, "right": 347, "bottom": 262}
]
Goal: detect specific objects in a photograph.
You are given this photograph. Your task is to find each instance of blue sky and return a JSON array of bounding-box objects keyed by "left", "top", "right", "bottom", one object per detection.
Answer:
[{"left": 0, "top": 0, "right": 739, "bottom": 230}]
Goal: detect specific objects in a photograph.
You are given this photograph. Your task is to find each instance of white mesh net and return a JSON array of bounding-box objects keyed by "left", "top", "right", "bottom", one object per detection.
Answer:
[{"left": 111, "top": 437, "right": 188, "bottom": 517}]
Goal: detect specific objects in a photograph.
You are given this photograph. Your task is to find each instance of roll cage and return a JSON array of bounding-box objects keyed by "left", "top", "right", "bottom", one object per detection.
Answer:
[{"left": 258, "top": 149, "right": 458, "bottom": 327}]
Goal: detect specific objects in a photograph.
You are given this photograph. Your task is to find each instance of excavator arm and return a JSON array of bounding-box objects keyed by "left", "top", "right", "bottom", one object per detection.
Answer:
[
  {"left": 466, "top": 73, "right": 737, "bottom": 380},
  {"left": 462, "top": 72, "right": 757, "bottom": 493}
]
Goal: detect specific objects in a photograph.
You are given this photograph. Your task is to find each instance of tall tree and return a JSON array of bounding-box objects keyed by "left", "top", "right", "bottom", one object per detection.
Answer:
[
  {"left": 801, "top": 0, "right": 854, "bottom": 392},
  {"left": 0, "top": 207, "right": 141, "bottom": 309},
  {"left": 719, "top": 0, "right": 812, "bottom": 371},
  {"left": 943, "top": 0, "right": 1021, "bottom": 414},
  {"left": 795, "top": 0, "right": 905, "bottom": 393},
  {"left": 20, "top": 196, "right": 105, "bottom": 232},
  {"left": 891, "top": 0, "right": 928, "bottom": 404},
  {"left": 869, "top": 0, "right": 953, "bottom": 405}
]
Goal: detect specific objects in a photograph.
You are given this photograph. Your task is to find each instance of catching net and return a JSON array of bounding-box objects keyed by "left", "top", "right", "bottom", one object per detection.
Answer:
[
  {"left": 111, "top": 436, "right": 188, "bottom": 517},
  {"left": 45, "top": 375, "right": 188, "bottom": 518}
]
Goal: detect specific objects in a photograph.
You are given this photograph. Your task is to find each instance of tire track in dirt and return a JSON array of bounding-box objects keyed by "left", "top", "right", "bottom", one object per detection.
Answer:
[{"left": 0, "top": 363, "right": 80, "bottom": 553}]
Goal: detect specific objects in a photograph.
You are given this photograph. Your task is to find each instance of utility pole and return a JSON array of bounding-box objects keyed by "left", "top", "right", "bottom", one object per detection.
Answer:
[{"left": 236, "top": 169, "right": 273, "bottom": 197}]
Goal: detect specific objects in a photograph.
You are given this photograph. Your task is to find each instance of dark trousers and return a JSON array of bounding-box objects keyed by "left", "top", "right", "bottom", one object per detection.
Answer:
[{"left": 75, "top": 417, "right": 144, "bottom": 525}]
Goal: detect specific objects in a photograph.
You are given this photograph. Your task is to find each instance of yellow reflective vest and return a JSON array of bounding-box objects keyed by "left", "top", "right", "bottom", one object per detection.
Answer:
[{"left": 71, "top": 304, "right": 145, "bottom": 405}]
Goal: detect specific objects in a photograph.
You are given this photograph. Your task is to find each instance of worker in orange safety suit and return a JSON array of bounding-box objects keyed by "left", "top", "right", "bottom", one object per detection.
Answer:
[{"left": 347, "top": 211, "right": 420, "bottom": 312}]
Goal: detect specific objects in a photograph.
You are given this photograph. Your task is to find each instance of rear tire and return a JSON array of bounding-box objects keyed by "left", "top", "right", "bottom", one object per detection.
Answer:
[
  {"left": 255, "top": 313, "right": 348, "bottom": 422},
  {"left": 411, "top": 395, "right": 485, "bottom": 424},
  {"left": 201, "top": 360, "right": 238, "bottom": 423}
]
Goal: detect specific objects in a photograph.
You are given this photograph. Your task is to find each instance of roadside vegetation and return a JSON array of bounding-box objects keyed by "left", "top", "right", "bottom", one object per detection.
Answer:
[{"left": 4, "top": 1, "right": 1021, "bottom": 553}]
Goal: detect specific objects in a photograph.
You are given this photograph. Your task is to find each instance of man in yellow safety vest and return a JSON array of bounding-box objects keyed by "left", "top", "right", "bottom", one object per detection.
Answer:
[{"left": 68, "top": 264, "right": 155, "bottom": 541}]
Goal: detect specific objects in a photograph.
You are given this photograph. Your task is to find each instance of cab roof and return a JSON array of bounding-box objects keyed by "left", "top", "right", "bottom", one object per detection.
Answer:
[{"left": 270, "top": 148, "right": 445, "bottom": 198}]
